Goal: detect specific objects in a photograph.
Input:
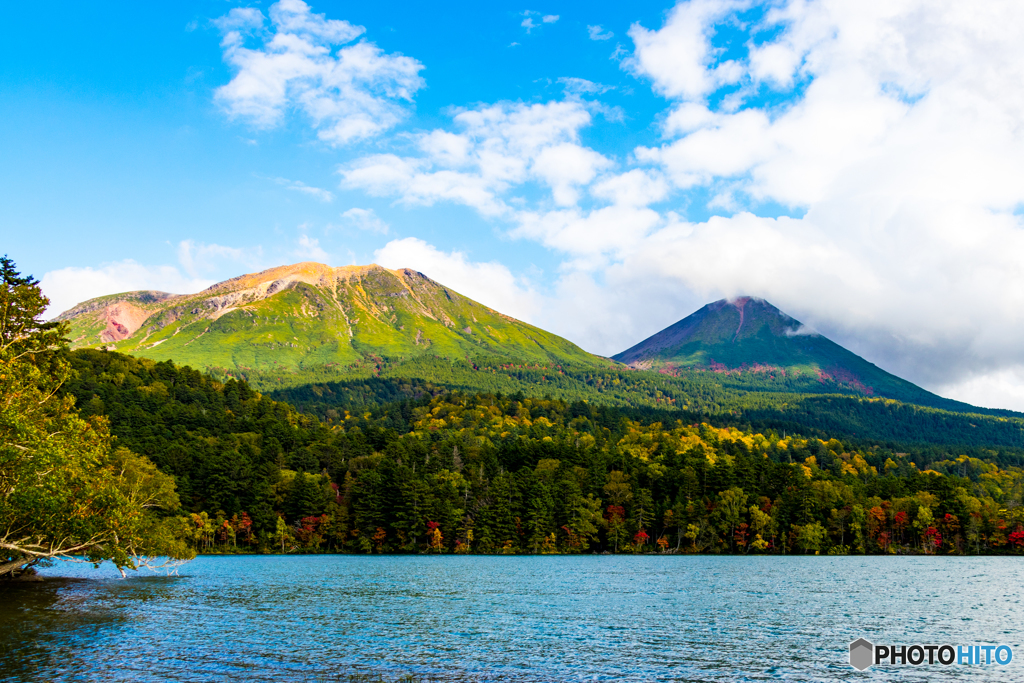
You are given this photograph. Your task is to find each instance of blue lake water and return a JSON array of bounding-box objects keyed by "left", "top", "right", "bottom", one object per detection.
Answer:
[{"left": 1, "top": 555, "right": 1022, "bottom": 682}]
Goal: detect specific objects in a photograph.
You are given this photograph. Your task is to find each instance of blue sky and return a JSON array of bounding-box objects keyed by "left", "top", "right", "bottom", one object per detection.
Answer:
[
  {"left": 3, "top": 1, "right": 670, "bottom": 279},
  {"left": 6, "top": 0, "right": 1024, "bottom": 410}
]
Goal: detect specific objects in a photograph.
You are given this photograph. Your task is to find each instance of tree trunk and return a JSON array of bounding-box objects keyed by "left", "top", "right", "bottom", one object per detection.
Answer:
[{"left": 0, "top": 555, "right": 32, "bottom": 578}]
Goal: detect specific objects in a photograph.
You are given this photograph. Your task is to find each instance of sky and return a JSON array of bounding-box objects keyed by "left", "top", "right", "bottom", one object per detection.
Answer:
[{"left": 4, "top": 1, "right": 1024, "bottom": 411}]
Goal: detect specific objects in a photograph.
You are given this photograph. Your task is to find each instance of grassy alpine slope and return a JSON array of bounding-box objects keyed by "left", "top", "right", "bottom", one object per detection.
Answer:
[{"left": 57, "top": 262, "right": 606, "bottom": 388}]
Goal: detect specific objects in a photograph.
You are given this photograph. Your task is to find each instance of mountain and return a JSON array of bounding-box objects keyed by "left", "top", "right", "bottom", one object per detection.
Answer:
[
  {"left": 58, "top": 272, "right": 1024, "bottom": 446},
  {"left": 612, "top": 296, "right": 984, "bottom": 412},
  {"left": 57, "top": 262, "right": 604, "bottom": 385}
]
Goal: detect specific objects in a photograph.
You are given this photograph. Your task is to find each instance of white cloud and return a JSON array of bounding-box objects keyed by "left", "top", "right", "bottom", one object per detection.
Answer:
[
  {"left": 521, "top": 10, "right": 558, "bottom": 33},
  {"left": 40, "top": 262, "right": 215, "bottom": 318},
  {"left": 294, "top": 233, "right": 329, "bottom": 261},
  {"left": 214, "top": 0, "right": 424, "bottom": 145},
  {"left": 938, "top": 367, "right": 1024, "bottom": 412},
  {"left": 341, "top": 100, "right": 604, "bottom": 215},
  {"left": 513, "top": 204, "right": 663, "bottom": 263},
  {"left": 177, "top": 240, "right": 263, "bottom": 278},
  {"left": 374, "top": 237, "right": 541, "bottom": 323},
  {"left": 341, "top": 207, "right": 389, "bottom": 234},
  {"left": 591, "top": 169, "right": 669, "bottom": 207},
  {"left": 272, "top": 176, "right": 334, "bottom": 201},
  {"left": 329, "top": 0, "right": 1024, "bottom": 409},
  {"left": 532, "top": 143, "right": 611, "bottom": 205},
  {"left": 588, "top": 25, "right": 613, "bottom": 41},
  {"left": 213, "top": 7, "right": 265, "bottom": 34},
  {"left": 600, "top": 0, "right": 1024, "bottom": 401},
  {"left": 624, "top": 0, "right": 745, "bottom": 100}
]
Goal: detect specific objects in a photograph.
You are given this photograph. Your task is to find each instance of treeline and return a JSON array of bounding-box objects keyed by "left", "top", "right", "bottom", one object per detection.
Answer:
[{"left": 64, "top": 349, "right": 1024, "bottom": 556}]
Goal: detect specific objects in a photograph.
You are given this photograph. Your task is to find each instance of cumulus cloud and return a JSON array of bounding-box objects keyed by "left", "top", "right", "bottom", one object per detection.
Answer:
[
  {"left": 624, "top": 0, "right": 745, "bottom": 100},
  {"left": 374, "top": 237, "right": 541, "bottom": 323},
  {"left": 341, "top": 207, "right": 389, "bottom": 234},
  {"left": 587, "top": 25, "right": 614, "bottom": 41},
  {"left": 214, "top": 0, "right": 424, "bottom": 145},
  {"left": 341, "top": 100, "right": 608, "bottom": 214},
  {"left": 328, "top": 0, "right": 1024, "bottom": 409},
  {"left": 40, "top": 262, "right": 215, "bottom": 318},
  {"left": 609, "top": 0, "right": 1024, "bottom": 404}
]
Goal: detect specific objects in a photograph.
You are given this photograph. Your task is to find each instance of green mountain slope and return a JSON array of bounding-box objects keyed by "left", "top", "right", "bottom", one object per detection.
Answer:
[
  {"left": 612, "top": 296, "right": 987, "bottom": 413},
  {"left": 58, "top": 267, "right": 1023, "bottom": 446},
  {"left": 58, "top": 262, "right": 606, "bottom": 386}
]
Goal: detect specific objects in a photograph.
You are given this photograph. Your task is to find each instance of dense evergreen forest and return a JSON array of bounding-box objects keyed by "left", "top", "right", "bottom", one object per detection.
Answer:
[
  {"left": 267, "top": 357, "right": 1024, "bottom": 449},
  {"left": 64, "top": 349, "right": 1024, "bottom": 557}
]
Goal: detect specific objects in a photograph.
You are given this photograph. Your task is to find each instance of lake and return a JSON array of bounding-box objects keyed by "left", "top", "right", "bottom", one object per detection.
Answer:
[{"left": 1, "top": 555, "right": 1021, "bottom": 681}]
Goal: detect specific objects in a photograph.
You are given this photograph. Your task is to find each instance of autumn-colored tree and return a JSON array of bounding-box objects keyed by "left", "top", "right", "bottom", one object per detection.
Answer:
[
  {"left": 427, "top": 521, "right": 444, "bottom": 552},
  {"left": 893, "top": 510, "right": 908, "bottom": 545},
  {"left": 922, "top": 527, "right": 942, "bottom": 554},
  {"left": 372, "top": 526, "right": 387, "bottom": 553}
]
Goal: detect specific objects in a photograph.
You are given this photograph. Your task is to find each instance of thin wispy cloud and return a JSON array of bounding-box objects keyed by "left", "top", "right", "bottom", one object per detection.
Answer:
[
  {"left": 341, "top": 207, "right": 390, "bottom": 234},
  {"left": 178, "top": 240, "right": 263, "bottom": 278},
  {"left": 271, "top": 176, "right": 335, "bottom": 202},
  {"left": 558, "top": 77, "right": 614, "bottom": 96},
  {"left": 521, "top": 10, "right": 558, "bottom": 33},
  {"left": 295, "top": 233, "right": 329, "bottom": 261}
]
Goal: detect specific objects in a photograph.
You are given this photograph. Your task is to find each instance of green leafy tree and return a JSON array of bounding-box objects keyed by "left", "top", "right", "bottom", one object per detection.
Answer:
[
  {"left": 794, "top": 521, "right": 828, "bottom": 554},
  {"left": 717, "top": 487, "right": 747, "bottom": 551},
  {"left": 567, "top": 494, "right": 603, "bottom": 552},
  {"left": 0, "top": 256, "right": 192, "bottom": 578}
]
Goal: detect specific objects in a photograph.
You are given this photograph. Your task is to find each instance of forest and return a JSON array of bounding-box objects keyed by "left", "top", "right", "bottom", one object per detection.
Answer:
[
  {"left": 63, "top": 349, "right": 1024, "bottom": 557},
  {"left": 264, "top": 356, "right": 1024, "bottom": 450}
]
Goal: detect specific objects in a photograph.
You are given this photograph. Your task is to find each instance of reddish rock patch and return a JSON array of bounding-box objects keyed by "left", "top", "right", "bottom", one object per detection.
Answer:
[{"left": 99, "top": 303, "right": 152, "bottom": 343}]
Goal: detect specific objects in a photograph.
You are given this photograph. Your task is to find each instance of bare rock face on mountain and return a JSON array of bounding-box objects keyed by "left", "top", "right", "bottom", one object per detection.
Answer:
[
  {"left": 613, "top": 296, "right": 950, "bottom": 407},
  {"left": 56, "top": 262, "right": 601, "bottom": 382}
]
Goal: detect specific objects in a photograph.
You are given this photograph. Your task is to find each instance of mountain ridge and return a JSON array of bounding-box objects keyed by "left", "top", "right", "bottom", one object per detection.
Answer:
[
  {"left": 57, "top": 265, "right": 1020, "bottom": 422},
  {"left": 57, "top": 262, "right": 607, "bottom": 384},
  {"left": 612, "top": 296, "right": 992, "bottom": 414}
]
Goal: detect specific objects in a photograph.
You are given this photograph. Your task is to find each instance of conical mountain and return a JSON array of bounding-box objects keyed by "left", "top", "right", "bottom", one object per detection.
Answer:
[
  {"left": 57, "top": 262, "right": 602, "bottom": 381},
  {"left": 613, "top": 296, "right": 958, "bottom": 409}
]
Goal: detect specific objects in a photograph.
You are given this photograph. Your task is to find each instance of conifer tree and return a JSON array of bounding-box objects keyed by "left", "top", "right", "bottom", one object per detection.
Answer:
[{"left": 0, "top": 256, "right": 192, "bottom": 578}]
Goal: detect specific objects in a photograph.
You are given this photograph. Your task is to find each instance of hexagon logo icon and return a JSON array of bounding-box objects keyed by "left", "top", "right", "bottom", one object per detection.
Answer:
[{"left": 849, "top": 638, "right": 874, "bottom": 671}]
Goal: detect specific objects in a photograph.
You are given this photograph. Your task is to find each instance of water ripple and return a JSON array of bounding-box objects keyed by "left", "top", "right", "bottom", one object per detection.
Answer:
[{"left": 0, "top": 556, "right": 1021, "bottom": 682}]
